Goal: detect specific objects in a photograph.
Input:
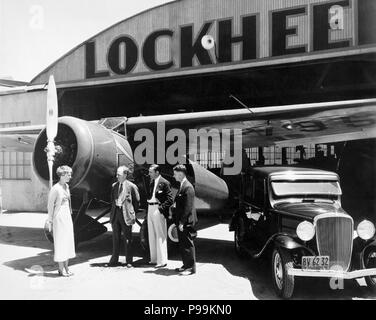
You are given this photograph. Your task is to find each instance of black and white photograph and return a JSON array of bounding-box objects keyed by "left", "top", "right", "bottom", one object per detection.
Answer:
[{"left": 0, "top": 0, "right": 376, "bottom": 304}]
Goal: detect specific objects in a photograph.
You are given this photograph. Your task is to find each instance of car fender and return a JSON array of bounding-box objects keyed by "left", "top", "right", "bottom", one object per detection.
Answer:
[
  {"left": 254, "top": 234, "right": 314, "bottom": 259},
  {"left": 274, "top": 234, "right": 305, "bottom": 251},
  {"left": 366, "top": 239, "right": 376, "bottom": 248},
  {"left": 362, "top": 239, "right": 376, "bottom": 256},
  {"left": 356, "top": 238, "right": 376, "bottom": 269}
]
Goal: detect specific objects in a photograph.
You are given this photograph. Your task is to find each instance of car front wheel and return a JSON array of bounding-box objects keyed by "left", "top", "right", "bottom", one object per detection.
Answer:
[
  {"left": 271, "top": 247, "right": 295, "bottom": 299},
  {"left": 364, "top": 248, "right": 376, "bottom": 292}
]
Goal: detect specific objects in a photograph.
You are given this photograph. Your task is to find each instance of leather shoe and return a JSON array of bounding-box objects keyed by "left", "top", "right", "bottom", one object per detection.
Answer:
[
  {"left": 175, "top": 266, "right": 187, "bottom": 272},
  {"left": 180, "top": 268, "right": 196, "bottom": 276},
  {"left": 126, "top": 263, "right": 134, "bottom": 269}
]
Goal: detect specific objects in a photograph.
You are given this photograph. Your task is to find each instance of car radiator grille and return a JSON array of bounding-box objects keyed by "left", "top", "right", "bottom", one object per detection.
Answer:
[{"left": 315, "top": 215, "right": 353, "bottom": 271}]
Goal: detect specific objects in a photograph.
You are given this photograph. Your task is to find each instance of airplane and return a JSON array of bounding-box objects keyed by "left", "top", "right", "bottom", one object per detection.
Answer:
[{"left": 1, "top": 75, "right": 376, "bottom": 244}]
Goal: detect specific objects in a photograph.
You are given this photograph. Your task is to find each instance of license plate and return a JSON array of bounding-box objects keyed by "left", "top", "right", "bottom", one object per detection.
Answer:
[{"left": 302, "top": 256, "right": 330, "bottom": 270}]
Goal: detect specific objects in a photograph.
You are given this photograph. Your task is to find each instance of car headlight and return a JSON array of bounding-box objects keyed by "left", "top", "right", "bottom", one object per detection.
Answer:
[
  {"left": 357, "top": 220, "right": 376, "bottom": 240},
  {"left": 296, "top": 221, "right": 315, "bottom": 241}
]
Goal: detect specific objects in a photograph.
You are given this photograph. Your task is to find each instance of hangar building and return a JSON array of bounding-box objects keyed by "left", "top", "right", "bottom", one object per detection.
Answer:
[{"left": 0, "top": 0, "right": 375, "bottom": 212}]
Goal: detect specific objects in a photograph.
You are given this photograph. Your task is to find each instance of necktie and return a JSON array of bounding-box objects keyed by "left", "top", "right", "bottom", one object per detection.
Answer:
[
  {"left": 179, "top": 180, "right": 185, "bottom": 193},
  {"left": 118, "top": 183, "right": 124, "bottom": 198}
]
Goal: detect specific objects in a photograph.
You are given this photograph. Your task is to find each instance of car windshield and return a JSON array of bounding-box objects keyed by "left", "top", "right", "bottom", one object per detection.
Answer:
[{"left": 271, "top": 180, "right": 341, "bottom": 198}]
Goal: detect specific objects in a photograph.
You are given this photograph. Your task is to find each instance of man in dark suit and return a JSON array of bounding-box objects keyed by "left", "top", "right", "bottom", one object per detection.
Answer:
[
  {"left": 172, "top": 165, "right": 198, "bottom": 276},
  {"left": 147, "top": 164, "right": 173, "bottom": 267},
  {"left": 108, "top": 166, "right": 140, "bottom": 268}
]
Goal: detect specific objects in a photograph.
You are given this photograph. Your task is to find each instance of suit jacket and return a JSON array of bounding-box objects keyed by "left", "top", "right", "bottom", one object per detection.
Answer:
[
  {"left": 173, "top": 179, "right": 198, "bottom": 227},
  {"left": 149, "top": 176, "right": 173, "bottom": 219},
  {"left": 110, "top": 180, "right": 140, "bottom": 225}
]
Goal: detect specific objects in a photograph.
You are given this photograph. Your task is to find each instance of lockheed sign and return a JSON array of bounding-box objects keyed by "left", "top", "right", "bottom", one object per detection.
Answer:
[
  {"left": 30, "top": 0, "right": 376, "bottom": 86},
  {"left": 85, "top": 0, "right": 375, "bottom": 80}
]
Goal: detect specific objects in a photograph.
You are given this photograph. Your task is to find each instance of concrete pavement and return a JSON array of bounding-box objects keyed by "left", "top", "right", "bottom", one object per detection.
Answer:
[{"left": 0, "top": 212, "right": 375, "bottom": 300}]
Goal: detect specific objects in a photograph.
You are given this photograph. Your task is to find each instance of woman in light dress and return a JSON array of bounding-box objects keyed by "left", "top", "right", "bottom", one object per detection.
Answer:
[{"left": 46, "top": 166, "right": 76, "bottom": 277}]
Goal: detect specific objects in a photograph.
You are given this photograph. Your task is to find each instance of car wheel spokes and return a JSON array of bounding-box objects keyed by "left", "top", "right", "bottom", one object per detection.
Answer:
[{"left": 274, "top": 252, "right": 283, "bottom": 290}]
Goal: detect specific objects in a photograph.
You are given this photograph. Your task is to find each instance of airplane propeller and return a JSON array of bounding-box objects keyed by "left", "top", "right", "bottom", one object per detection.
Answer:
[{"left": 45, "top": 75, "right": 59, "bottom": 189}]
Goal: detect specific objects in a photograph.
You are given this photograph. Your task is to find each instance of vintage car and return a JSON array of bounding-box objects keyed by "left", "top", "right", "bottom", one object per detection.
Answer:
[{"left": 229, "top": 166, "right": 376, "bottom": 299}]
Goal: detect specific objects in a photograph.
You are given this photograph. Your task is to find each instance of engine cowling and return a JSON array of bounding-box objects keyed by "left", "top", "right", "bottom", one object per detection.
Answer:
[{"left": 33, "top": 117, "right": 133, "bottom": 201}]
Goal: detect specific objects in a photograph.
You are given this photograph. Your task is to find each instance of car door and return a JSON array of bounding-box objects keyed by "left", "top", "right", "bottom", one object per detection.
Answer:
[{"left": 248, "top": 175, "right": 270, "bottom": 247}]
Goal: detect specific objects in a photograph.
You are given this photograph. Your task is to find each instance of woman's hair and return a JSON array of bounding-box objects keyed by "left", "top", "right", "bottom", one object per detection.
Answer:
[{"left": 56, "top": 166, "right": 73, "bottom": 177}]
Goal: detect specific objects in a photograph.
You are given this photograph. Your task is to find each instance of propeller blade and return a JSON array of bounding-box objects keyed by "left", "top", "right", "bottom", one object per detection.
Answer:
[
  {"left": 46, "top": 75, "right": 58, "bottom": 141},
  {"left": 46, "top": 75, "right": 59, "bottom": 189}
]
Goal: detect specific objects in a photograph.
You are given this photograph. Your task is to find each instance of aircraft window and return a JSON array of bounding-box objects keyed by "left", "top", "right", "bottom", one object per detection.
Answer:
[{"left": 99, "top": 117, "right": 127, "bottom": 132}]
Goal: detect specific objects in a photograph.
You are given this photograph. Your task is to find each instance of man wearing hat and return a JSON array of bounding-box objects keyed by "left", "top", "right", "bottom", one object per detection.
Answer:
[{"left": 172, "top": 165, "right": 198, "bottom": 276}]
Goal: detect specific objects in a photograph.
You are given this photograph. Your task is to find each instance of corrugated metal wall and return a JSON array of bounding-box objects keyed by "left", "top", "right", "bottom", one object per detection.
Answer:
[{"left": 31, "top": 0, "right": 361, "bottom": 85}]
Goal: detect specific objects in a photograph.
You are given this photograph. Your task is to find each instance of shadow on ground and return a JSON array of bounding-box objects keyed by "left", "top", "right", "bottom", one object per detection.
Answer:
[{"left": 1, "top": 216, "right": 375, "bottom": 300}]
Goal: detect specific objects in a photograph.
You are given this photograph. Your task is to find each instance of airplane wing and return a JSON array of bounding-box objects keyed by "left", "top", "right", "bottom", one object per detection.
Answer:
[
  {"left": 0, "top": 125, "right": 44, "bottom": 152},
  {"left": 1, "top": 98, "right": 375, "bottom": 153},
  {"left": 126, "top": 98, "right": 376, "bottom": 150}
]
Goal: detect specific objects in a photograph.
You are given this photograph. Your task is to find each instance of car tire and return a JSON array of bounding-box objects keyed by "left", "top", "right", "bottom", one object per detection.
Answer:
[
  {"left": 271, "top": 247, "right": 295, "bottom": 299},
  {"left": 363, "top": 248, "right": 376, "bottom": 292},
  {"left": 234, "top": 221, "right": 246, "bottom": 259}
]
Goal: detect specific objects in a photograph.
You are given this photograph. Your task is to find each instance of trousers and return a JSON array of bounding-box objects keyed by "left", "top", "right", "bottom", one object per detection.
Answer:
[
  {"left": 147, "top": 204, "right": 168, "bottom": 265},
  {"left": 111, "top": 207, "right": 133, "bottom": 264}
]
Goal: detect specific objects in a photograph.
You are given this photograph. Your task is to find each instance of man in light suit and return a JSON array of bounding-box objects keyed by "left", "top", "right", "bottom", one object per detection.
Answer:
[
  {"left": 108, "top": 166, "right": 140, "bottom": 268},
  {"left": 172, "top": 165, "right": 198, "bottom": 276},
  {"left": 147, "top": 164, "right": 173, "bottom": 268}
]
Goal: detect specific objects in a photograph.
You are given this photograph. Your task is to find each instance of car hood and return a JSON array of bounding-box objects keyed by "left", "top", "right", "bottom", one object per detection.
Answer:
[{"left": 274, "top": 202, "right": 347, "bottom": 220}]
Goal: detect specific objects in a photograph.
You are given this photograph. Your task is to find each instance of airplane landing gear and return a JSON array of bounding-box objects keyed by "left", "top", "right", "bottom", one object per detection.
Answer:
[{"left": 72, "top": 198, "right": 110, "bottom": 245}]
